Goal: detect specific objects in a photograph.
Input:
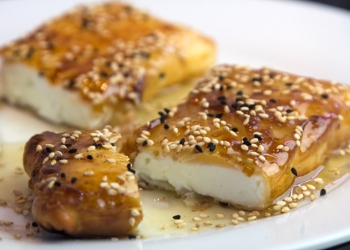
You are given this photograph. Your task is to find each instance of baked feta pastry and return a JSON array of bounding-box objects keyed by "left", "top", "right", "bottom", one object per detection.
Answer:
[
  {"left": 0, "top": 2, "right": 215, "bottom": 129},
  {"left": 125, "top": 65, "right": 350, "bottom": 210},
  {"left": 23, "top": 126, "right": 142, "bottom": 237}
]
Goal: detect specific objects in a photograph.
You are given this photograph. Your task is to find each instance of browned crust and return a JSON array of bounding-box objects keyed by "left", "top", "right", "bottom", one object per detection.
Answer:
[{"left": 23, "top": 127, "right": 142, "bottom": 237}]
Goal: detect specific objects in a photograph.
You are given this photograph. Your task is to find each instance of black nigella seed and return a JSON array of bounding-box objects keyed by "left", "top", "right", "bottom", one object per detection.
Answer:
[
  {"left": 45, "top": 147, "right": 52, "bottom": 153},
  {"left": 207, "top": 142, "right": 214, "bottom": 148},
  {"left": 321, "top": 93, "right": 329, "bottom": 99},
  {"left": 320, "top": 188, "right": 327, "bottom": 196},
  {"left": 291, "top": 167, "right": 298, "bottom": 176},
  {"left": 215, "top": 113, "right": 223, "bottom": 119},
  {"left": 158, "top": 111, "right": 165, "bottom": 117},
  {"left": 236, "top": 90, "right": 243, "bottom": 96},
  {"left": 54, "top": 181, "right": 61, "bottom": 187},
  {"left": 71, "top": 177, "right": 77, "bottom": 184},
  {"left": 248, "top": 104, "right": 257, "bottom": 109},
  {"left": 179, "top": 138, "right": 185, "bottom": 145},
  {"left": 286, "top": 109, "right": 293, "bottom": 113},
  {"left": 111, "top": 143, "right": 115, "bottom": 146},
  {"left": 60, "top": 173, "right": 66, "bottom": 178},
  {"left": 220, "top": 101, "right": 227, "bottom": 105},
  {"left": 68, "top": 148, "right": 77, "bottom": 154},
  {"left": 269, "top": 98, "right": 277, "bottom": 103},
  {"left": 173, "top": 215, "right": 181, "bottom": 219},
  {"left": 217, "top": 96, "right": 226, "bottom": 100},
  {"left": 25, "top": 47, "right": 35, "bottom": 59},
  {"left": 219, "top": 86, "right": 224, "bottom": 91},
  {"left": 164, "top": 124, "right": 170, "bottom": 130},
  {"left": 236, "top": 97, "right": 244, "bottom": 102},
  {"left": 231, "top": 103, "right": 238, "bottom": 109},
  {"left": 65, "top": 143, "right": 72, "bottom": 148},
  {"left": 219, "top": 201, "right": 229, "bottom": 207},
  {"left": 100, "top": 71, "right": 109, "bottom": 78},
  {"left": 32, "top": 222, "right": 38, "bottom": 227},
  {"left": 128, "top": 235, "right": 137, "bottom": 240},
  {"left": 232, "top": 127, "right": 238, "bottom": 132},
  {"left": 160, "top": 115, "right": 167, "bottom": 123},
  {"left": 285, "top": 82, "right": 293, "bottom": 87},
  {"left": 124, "top": 72, "right": 130, "bottom": 78},
  {"left": 218, "top": 76, "right": 225, "bottom": 81},
  {"left": 93, "top": 143, "right": 102, "bottom": 149},
  {"left": 68, "top": 79, "right": 75, "bottom": 88},
  {"left": 209, "top": 144, "right": 216, "bottom": 152},
  {"left": 207, "top": 113, "right": 214, "bottom": 117},
  {"left": 127, "top": 163, "right": 136, "bottom": 174},
  {"left": 195, "top": 145, "right": 203, "bottom": 153},
  {"left": 243, "top": 141, "right": 251, "bottom": 147},
  {"left": 164, "top": 108, "right": 170, "bottom": 113},
  {"left": 254, "top": 134, "right": 263, "bottom": 141},
  {"left": 142, "top": 140, "right": 148, "bottom": 146},
  {"left": 240, "top": 103, "right": 249, "bottom": 108},
  {"left": 87, "top": 155, "right": 93, "bottom": 160},
  {"left": 252, "top": 77, "right": 262, "bottom": 82}
]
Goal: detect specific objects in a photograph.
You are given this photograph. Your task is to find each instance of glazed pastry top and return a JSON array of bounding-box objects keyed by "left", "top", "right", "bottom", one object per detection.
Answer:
[
  {"left": 127, "top": 65, "right": 350, "bottom": 197},
  {"left": 0, "top": 2, "right": 215, "bottom": 107}
]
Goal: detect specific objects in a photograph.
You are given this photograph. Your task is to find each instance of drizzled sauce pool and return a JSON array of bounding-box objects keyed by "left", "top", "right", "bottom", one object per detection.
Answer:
[{"left": 0, "top": 142, "right": 349, "bottom": 241}]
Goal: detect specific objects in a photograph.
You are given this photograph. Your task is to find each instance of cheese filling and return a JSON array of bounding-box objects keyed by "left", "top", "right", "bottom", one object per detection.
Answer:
[
  {"left": 134, "top": 151, "right": 270, "bottom": 209},
  {"left": 0, "top": 62, "right": 112, "bottom": 128}
]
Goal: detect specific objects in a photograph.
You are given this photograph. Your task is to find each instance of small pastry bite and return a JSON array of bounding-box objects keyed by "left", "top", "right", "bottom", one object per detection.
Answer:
[
  {"left": 23, "top": 126, "right": 142, "bottom": 237},
  {"left": 125, "top": 64, "right": 350, "bottom": 210},
  {"left": 0, "top": 2, "right": 215, "bottom": 129}
]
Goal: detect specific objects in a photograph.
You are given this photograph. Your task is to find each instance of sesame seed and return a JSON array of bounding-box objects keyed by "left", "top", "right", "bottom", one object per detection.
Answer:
[
  {"left": 83, "top": 170, "right": 94, "bottom": 176},
  {"left": 231, "top": 219, "right": 239, "bottom": 225},
  {"left": 216, "top": 214, "right": 225, "bottom": 219},
  {"left": 215, "top": 224, "right": 226, "bottom": 228},
  {"left": 74, "top": 153, "right": 84, "bottom": 159},
  {"left": 247, "top": 216, "right": 257, "bottom": 221},
  {"left": 59, "top": 159, "right": 68, "bottom": 164},
  {"left": 277, "top": 200, "right": 286, "bottom": 206},
  {"left": 258, "top": 155, "right": 266, "bottom": 162},
  {"left": 107, "top": 158, "right": 116, "bottom": 163},
  {"left": 36, "top": 145, "right": 42, "bottom": 152},
  {"left": 241, "top": 144, "right": 249, "bottom": 151},
  {"left": 313, "top": 177, "right": 324, "bottom": 184},
  {"left": 283, "top": 197, "right": 293, "bottom": 203},
  {"left": 203, "top": 221, "right": 212, "bottom": 226},
  {"left": 289, "top": 203, "right": 298, "bottom": 209}
]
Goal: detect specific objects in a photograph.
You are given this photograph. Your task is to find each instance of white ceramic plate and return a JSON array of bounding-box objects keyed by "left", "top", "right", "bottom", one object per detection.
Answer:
[{"left": 1, "top": 0, "right": 350, "bottom": 249}]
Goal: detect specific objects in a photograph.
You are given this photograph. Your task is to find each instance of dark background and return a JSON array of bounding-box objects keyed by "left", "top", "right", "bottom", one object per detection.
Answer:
[{"left": 304, "top": 0, "right": 350, "bottom": 10}]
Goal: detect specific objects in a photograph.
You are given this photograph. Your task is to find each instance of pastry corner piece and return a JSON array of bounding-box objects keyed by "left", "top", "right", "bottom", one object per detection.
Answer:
[
  {"left": 0, "top": 2, "right": 215, "bottom": 129},
  {"left": 125, "top": 64, "right": 350, "bottom": 210},
  {"left": 23, "top": 126, "right": 142, "bottom": 237}
]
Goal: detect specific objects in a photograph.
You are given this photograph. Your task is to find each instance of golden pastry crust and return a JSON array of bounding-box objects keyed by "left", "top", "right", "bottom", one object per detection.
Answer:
[
  {"left": 0, "top": 2, "right": 215, "bottom": 128},
  {"left": 125, "top": 64, "right": 350, "bottom": 207},
  {"left": 23, "top": 126, "right": 142, "bottom": 237}
]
